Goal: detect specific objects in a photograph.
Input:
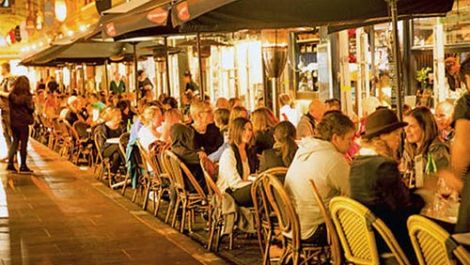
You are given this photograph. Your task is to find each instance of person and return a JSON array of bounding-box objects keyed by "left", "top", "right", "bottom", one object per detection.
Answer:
[
  {"left": 137, "top": 106, "right": 163, "bottom": 152},
  {"left": 0, "top": 62, "right": 14, "bottom": 161},
  {"left": 217, "top": 117, "right": 257, "bottom": 207},
  {"left": 170, "top": 123, "right": 207, "bottom": 192},
  {"left": 324, "top": 98, "right": 341, "bottom": 111},
  {"left": 6, "top": 76, "right": 35, "bottom": 173},
  {"left": 445, "top": 56, "right": 461, "bottom": 92},
  {"left": 190, "top": 101, "right": 223, "bottom": 155},
  {"left": 137, "top": 70, "right": 153, "bottom": 99},
  {"left": 278, "top": 93, "right": 300, "bottom": 126},
  {"left": 208, "top": 108, "right": 230, "bottom": 162},
  {"left": 349, "top": 108, "right": 424, "bottom": 261},
  {"left": 117, "top": 100, "right": 135, "bottom": 130},
  {"left": 251, "top": 107, "right": 278, "bottom": 157},
  {"left": 183, "top": 70, "right": 199, "bottom": 94},
  {"left": 110, "top": 72, "right": 126, "bottom": 95},
  {"left": 229, "top": 105, "right": 248, "bottom": 124},
  {"left": 403, "top": 107, "right": 450, "bottom": 182},
  {"left": 296, "top": 99, "right": 326, "bottom": 139},
  {"left": 64, "top": 96, "right": 86, "bottom": 125},
  {"left": 259, "top": 121, "right": 298, "bottom": 173},
  {"left": 215, "top": 97, "right": 230, "bottom": 110},
  {"left": 434, "top": 100, "right": 455, "bottom": 143},
  {"left": 284, "top": 111, "right": 354, "bottom": 244},
  {"left": 44, "top": 90, "right": 60, "bottom": 119},
  {"left": 159, "top": 108, "right": 183, "bottom": 143},
  {"left": 162, "top": 96, "right": 178, "bottom": 110},
  {"left": 94, "top": 108, "right": 124, "bottom": 174}
]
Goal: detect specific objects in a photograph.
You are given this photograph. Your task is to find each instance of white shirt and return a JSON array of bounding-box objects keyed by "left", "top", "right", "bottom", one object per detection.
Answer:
[
  {"left": 137, "top": 125, "right": 158, "bottom": 152},
  {"left": 280, "top": 105, "right": 300, "bottom": 126},
  {"left": 217, "top": 146, "right": 251, "bottom": 193}
]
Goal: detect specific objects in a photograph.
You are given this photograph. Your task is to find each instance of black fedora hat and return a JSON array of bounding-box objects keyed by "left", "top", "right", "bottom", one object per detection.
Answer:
[{"left": 362, "top": 108, "right": 408, "bottom": 139}]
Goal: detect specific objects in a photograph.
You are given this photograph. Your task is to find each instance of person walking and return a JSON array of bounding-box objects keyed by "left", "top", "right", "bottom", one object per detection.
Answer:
[
  {"left": 0, "top": 62, "right": 14, "bottom": 162},
  {"left": 6, "top": 76, "right": 35, "bottom": 173}
]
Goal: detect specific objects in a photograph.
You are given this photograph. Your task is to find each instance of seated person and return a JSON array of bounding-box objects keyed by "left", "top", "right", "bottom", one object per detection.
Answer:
[
  {"left": 170, "top": 123, "right": 207, "bottom": 192},
  {"left": 159, "top": 108, "right": 182, "bottom": 143},
  {"left": 94, "top": 108, "right": 124, "bottom": 174},
  {"left": 137, "top": 105, "right": 163, "bottom": 152},
  {"left": 252, "top": 107, "right": 278, "bottom": 157},
  {"left": 217, "top": 117, "right": 257, "bottom": 207},
  {"left": 259, "top": 121, "right": 298, "bottom": 174},
  {"left": 208, "top": 108, "right": 230, "bottom": 162},
  {"left": 350, "top": 108, "right": 425, "bottom": 262},
  {"left": 190, "top": 100, "right": 223, "bottom": 155}
]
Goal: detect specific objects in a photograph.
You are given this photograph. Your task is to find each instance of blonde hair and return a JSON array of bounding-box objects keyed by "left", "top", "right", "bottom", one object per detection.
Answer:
[
  {"left": 101, "top": 107, "right": 121, "bottom": 122},
  {"left": 164, "top": 108, "right": 183, "bottom": 123},
  {"left": 229, "top": 106, "right": 248, "bottom": 123},
  {"left": 142, "top": 106, "right": 161, "bottom": 126},
  {"left": 189, "top": 100, "right": 209, "bottom": 119},
  {"left": 361, "top": 137, "right": 396, "bottom": 160},
  {"left": 251, "top": 107, "right": 279, "bottom": 133},
  {"left": 279, "top": 93, "right": 293, "bottom": 107}
]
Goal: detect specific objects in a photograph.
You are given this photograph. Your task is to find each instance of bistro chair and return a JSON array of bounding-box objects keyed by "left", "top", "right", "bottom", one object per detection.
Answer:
[
  {"left": 329, "top": 196, "right": 410, "bottom": 265},
  {"left": 261, "top": 173, "right": 325, "bottom": 265},
  {"left": 164, "top": 150, "right": 208, "bottom": 233},
  {"left": 408, "top": 215, "right": 470, "bottom": 265},
  {"left": 93, "top": 131, "right": 111, "bottom": 183},
  {"left": 158, "top": 146, "right": 177, "bottom": 224},
  {"left": 136, "top": 141, "right": 156, "bottom": 211},
  {"left": 251, "top": 167, "right": 288, "bottom": 265},
  {"left": 309, "top": 180, "right": 341, "bottom": 265},
  {"left": 72, "top": 121, "right": 94, "bottom": 167}
]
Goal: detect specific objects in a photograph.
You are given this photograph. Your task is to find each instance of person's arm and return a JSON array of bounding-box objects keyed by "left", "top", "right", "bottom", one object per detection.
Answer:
[
  {"left": 219, "top": 148, "right": 250, "bottom": 190},
  {"left": 452, "top": 119, "right": 470, "bottom": 179},
  {"left": 326, "top": 157, "right": 350, "bottom": 196}
]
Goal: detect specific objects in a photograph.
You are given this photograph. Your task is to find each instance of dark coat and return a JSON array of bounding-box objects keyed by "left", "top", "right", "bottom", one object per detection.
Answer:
[
  {"left": 259, "top": 141, "right": 298, "bottom": 173},
  {"left": 9, "top": 93, "right": 34, "bottom": 127},
  {"left": 192, "top": 123, "right": 224, "bottom": 155},
  {"left": 350, "top": 155, "right": 424, "bottom": 260}
]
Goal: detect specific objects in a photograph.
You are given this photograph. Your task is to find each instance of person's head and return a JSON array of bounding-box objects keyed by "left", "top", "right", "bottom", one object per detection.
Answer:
[
  {"left": 215, "top": 97, "right": 230, "bottom": 109},
  {"left": 308, "top": 99, "right": 326, "bottom": 121},
  {"left": 325, "top": 98, "right": 341, "bottom": 111},
  {"left": 89, "top": 93, "right": 99, "bottom": 104},
  {"left": 251, "top": 107, "right": 279, "bottom": 133},
  {"left": 278, "top": 93, "right": 293, "bottom": 107},
  {"left": 162, "top": 96, "right": 178, "bottom": 109},
  {"left": 229, "top": 117, "right": 253, "bottom": 146},
  {"left": 362, "top": 108, "right": 408, "bottom": 158},
  {"left": 445, "top": 57, "right": 460, "bottom": 75},
  {"left": 404, "top": 107, "right": 439, "bottom": 155},
  {"left": 11, "top": 75, "right": 31, "bottom": 95},
  {"left": 113, "top": 71, "right": 120, "bottom": 80},
  {"left": 316, "top": 111, "right": 355, "bottom": 154},
  {"left": 435, "top": 100, "right": 454, "bottom": 132},
  {"left": 229, "top": 105, "right": 248, "bottom": 124},
  {"left": 116, "top": 100, "right": 129, "bottom": 115},
  {"left": 183, "top": 70, "right": 192, "bottom": 83},
  {"left": 102, "top": 107, "right": 122, "bottom": 126},
  {"left": 1, "top": 62, "right": 10, "bottom": 76},
  {"left": 273, "top": 121, "right": 298, "bottom": 166},
  {"left": 142, "top": 105, "right": 163, "bottom": 128},
  {"left": 67, "top": 96, "right": 79, "bottom": 111},
  {"left": 143, "top": 88, "right": 154, "bottom": 100},
  {"left": 460, "top": 57, "right": 470, "bottom": 90},
  {"left": 214, "top": 108, "right": 230, "bottom": 130},
  {"left": 190, "top": 100, "right": 212, "bottom": 127},
  {"left": 164, "top": 108, "right": 182, "bottom": 125},
  {"left": 228, "top": 97, "right": 242, "bottom": 110},
  {"left": 137, "top": 69, "right": 146, "bottom": 79}
]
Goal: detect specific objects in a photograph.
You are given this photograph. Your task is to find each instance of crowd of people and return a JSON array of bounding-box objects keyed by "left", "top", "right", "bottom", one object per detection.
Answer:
[{"left": 1, "top": 57, "right": 470, "bottom": 262}]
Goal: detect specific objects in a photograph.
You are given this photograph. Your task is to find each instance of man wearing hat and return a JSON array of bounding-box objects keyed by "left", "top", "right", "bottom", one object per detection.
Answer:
[
  {"left": 349, "top": 108, "right": 424, "bottom": 262},
  {"left": 183, "top": 70, "right": 199, "bottom": 94}
]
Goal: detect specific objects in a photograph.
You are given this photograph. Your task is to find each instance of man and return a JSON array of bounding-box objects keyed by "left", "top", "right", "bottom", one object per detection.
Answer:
[
  {"left": 435, "top": 100, "right": 455, "bottom": 143},
  {"left": 190, "top": 100, "right": 223, "bottom": 155},
  {"left": 137, "top": 70, "right": 153, "bottom": 100},
  {"left": 296, "top": 99, "right": 326, "bottom": 139},
  {"left": 183, "top": 70, "right": 199, "bottom": 94},
  {"left": 0, "top": 63, "right": 14, "bottom": 162},
  {"left": 110, "top": 72, "right": 126, "bottom": 95},
  {"left": 284, "top": 111, "right": 355, "bottom": 244},
  {"left": 324, "top": 98, "right": 341, "bottom": 112},
  {"left": 64, "top": 96, "right": 86, "bottom": 125}
]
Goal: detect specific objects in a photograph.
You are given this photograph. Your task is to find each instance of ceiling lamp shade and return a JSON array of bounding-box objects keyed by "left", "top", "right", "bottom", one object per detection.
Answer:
[{"left": 55, "top": 0, "right": 67, "bottom": 22}]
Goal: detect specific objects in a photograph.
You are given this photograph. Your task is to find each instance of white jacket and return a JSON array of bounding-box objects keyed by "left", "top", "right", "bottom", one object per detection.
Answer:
[
  {"left": 284, "top": 137, "right": 350, "bottom": 240},
  {"left": 217, "top": 146, "right": 251, "bottom": 193}
]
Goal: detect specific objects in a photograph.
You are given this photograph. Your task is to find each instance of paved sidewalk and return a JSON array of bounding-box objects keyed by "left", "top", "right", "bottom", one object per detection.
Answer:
[{"left": 0, "top": 135, "right": 228, "bottom": 265}]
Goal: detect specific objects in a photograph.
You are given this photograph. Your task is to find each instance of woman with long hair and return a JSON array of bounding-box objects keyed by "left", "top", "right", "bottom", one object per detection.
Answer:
[
  {"left": 7, "top": 76, "right": 35, "bottom": 173},
  {"left": 251, "top": 107, "right": 279, "bottom": 157},
  {"left": 403, "top": 107, "right": 450, "bottom": 178},
  {"left": 94, "top": 107, "right": 124, "bottom": 174},
  {"left": 259, "top": 121, "right": 298, "bottom": 173},
  {"left": 217, "top": 117, "right": 257, "bottom": 207}
]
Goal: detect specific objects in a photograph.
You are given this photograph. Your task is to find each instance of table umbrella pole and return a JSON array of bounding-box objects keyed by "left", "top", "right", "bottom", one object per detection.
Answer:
[
  {"left": 164, "top": 36, "right": 171, "bottom": 96},
  {"left": 387, "top": 0, "right": 403, "bottom": 120},
  {"left": 196, "top": 32, "right": 205, "bottom": 100},
  {"left": 133, "top": 42, "right": 138, "bottom": 104}
]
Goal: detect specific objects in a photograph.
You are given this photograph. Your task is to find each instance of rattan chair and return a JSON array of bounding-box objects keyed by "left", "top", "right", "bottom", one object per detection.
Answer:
[
  {"left": 251, "top": 167, "right": 288, "bottom": 265},
  {"left": 93, "top": 131, "right": 111, "bottom": 183},
  {"left": 72, "top": 121, "right": 94, "bottom": 166},
  {"left": 262, "top": 173, "right": 324, "bottom": 265},
  {"left": 165, "top": 150, "right": 208, "bottom": 233},
  {"left": 408, "top": 214, "right": 470, "bottom": 265},
  {"left": 309, "top": 180, "right": 341, "bottom": 265},
  {"left": 329, "top": 196, "right": 410, "bottom": 265}
]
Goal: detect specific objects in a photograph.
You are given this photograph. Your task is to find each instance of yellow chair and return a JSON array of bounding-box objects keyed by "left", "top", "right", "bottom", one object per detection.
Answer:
[
  {"left": 408, "top": 215, "right": 470, "bottom": 265},
  {"left": 329, "top": 196, "right": 410, "bottom": 265}
]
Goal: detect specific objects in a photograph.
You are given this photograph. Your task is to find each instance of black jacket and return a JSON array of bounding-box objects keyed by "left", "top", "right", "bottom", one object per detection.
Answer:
[{"left": 9, "top": 93, "right": 34, "bottom": 127}]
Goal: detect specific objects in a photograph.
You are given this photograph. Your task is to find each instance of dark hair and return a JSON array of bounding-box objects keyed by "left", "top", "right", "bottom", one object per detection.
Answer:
[
  {"left": 229, "top": 117, "right": 252, "bottom": 145},
  {"left": 273, "top": 121, "right": 297, "bottom": 166},
  {"left": 404, "top": 106, "right": 439, "bottom": 156},
  {"left": 460, "top": 57, "right": 470, "bottom": 81},
  {"left": 137, "top": 69, "right": 145, "bottom": 76},
  {"left": 116, "top": 100, "right": 128, "bottom": 111},
  {"left": 316, "top": 111, "right": 355, "bottom": 141},
  {"left": 214, "top": 108, "right": 230, "bottom": 128},
  {"left": 11, "top": 76, "right": 31, "bottom": 96},
  {"left": 162, "top": 96, "right": 178, "bottom": 109}
]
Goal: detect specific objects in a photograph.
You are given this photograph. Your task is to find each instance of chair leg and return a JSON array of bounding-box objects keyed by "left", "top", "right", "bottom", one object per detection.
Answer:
[
  {"left": 180, "top": 202, "right": 187, "bottom": 233},
  {"left": 207, "top": 216, "right": 217, "bottom": 251},
  {"left": 165, "top": 194, "right": 174, "bottom": 224},
  {"left": 171, "top": 197, "right": 181, "bottom": 228},
  {"left": 121, "top": 172, "right": 130, "bottom": 195},
  {"left": 153, "top": 188, "right": 163, "bottom": 217},
  {"left": 263, "top": 229, "right": 273, "bottom": 265},
  {"left": 142, "top": 178, "right": 150, "bottom": 210}
]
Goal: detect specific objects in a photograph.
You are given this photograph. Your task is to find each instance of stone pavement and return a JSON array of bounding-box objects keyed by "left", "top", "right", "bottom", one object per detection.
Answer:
[{"left": 0, "top": 133, "right": 229, "bottom": 265}]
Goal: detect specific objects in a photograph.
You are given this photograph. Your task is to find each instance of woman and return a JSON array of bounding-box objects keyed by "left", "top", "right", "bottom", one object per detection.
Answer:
[
  {"left": 6, "top": 76, "right": 35, "bottom": 173},
  {"left": 170, "top": 123, "right": 207, "bottom": 192},
  {"left": 137, "top": 106, "right": 163, "bottom": 151},
  {"left": 217, "top": 117, "right": 257, "bottom": 207},
  {"left": 259, "top": 121, "right": 298, "bottom": 173},
  {"left": 95, "top": 108, "right": 124, "bottom": 174},
  {"left": 251, "top": 107, "right": 278, "bottom": 157},
  {"left": 350, "top": 108, "right": 424, "bottom": 261},
  {"left": 403, "top": 107, "right": 450, "bottom": 181}
]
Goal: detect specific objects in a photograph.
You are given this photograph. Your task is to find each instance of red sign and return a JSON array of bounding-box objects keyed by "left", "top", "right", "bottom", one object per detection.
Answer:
[
  {"left": 176, "top": 1, "right": 190, "bottom": 22},
  {"left": 105, "top": 22, "right": 116, "bottom": 37},
  {"left": 147, "top": 7, "right": 168, "bottom": 25}
]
